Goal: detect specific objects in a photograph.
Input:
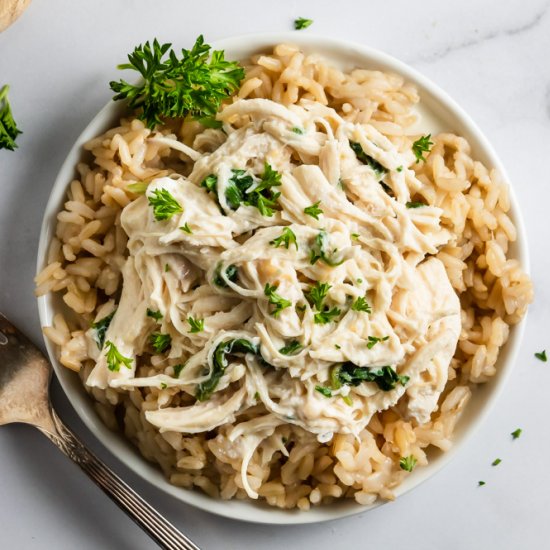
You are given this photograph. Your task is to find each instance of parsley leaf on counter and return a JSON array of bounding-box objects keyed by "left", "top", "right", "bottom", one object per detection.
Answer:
[
  {"left": 110, "top": 36, "right": 244, "bottom": 129},
  {"left": 399, "top": 455, "right": 417, "bottom": 472},
  {"left": 511, "top": 428, "right": 522, "bottom": 440},
  {"left": 478, "top": 481, "right": 486, "bottom": 487},
  {"left": 535, "top": 350, "right": 547, "bottom": 362},
  {"left": 148, "top": 188, "right": 183, "bottom": 220},
  {"left": 492, "top": 458, "right": 502, "bottom": 466},
  {"left": 0, "top": 85, "right": 22, "bottom": 151},
  {"left": 412, "top": 134, "right": 434, "bottom": 163},
  {"left": 105, "top": 341, "right": 133, "bottom": 372},
  {"left": 294, "top": 17, "right": 313, "bottom": 30}
]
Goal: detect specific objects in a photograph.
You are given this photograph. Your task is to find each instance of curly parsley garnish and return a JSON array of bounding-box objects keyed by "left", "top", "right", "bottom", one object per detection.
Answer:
[
  {"left": 148, "top": 188, "right": 183, "bottom": 220},
  {"left": 303, "top": 201, "right": 323, "bottom": 220},
  {"left": 110, "top": 36, "right": 244, "bottom": 129},
  {"left": 399, "top": 455, "right": 417, "bottom": 472},
  {"left": 187, "top": 316, "right": 204, "bottom": 333},
  {"left": 264, "top": 283, "right": 291, "bottom": 317},
  {"left": 0, "top": 85, "right": 22, "bottom": 151},
  {"left": 412, "top": 134, "right": 434, "bottom": 163},
  {"left": 351, "top": 296, "right": 371, "bottom": 313},
  {"left": 314, "top": 307, "right": 341, "bottom": 325},
  {"left": 294, "top": 17, "right": 313, "bottom": 30},
  {"left": 150, "top": 332, "right": 172, "bottom": 353},
  {"left": 146, "top": 308, "right": 163, "bottom": 321},
  {"left": 105, "top": 341, "right": 133, "bottom": 372},
  {"left": 270, "top": 227, "right": 298, "bottom": 250}
]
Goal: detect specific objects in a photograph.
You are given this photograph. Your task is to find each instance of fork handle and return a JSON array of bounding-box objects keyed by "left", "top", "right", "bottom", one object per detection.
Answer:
[{"left": 38, "top": 408, "right": 200, "bottom": 550}]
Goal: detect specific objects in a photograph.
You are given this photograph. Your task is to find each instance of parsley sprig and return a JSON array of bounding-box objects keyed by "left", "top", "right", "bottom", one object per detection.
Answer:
[
  {"left": 351, "top": 296, "right": 371, "bottom": 313},
  {"left": 187, "top": 316, "right": 205, "bottom": 333},
  {"left": 110, "top": 36, "right": 244, "bottom": 129},
  {"left": 150, "top": 332, "right": 172, "bottom": 353},
  {"left": 366, "top": 335, "right": 389, "bottom": 349},
  {"left": 270, "top": 227, "right": 298, "bottom": 250},
  {"left": 306, "top": 282, "right": 331, "bottom": 311},
  {"left": 350, "top": 141, "right": 388, "bottom": 179},
  {"left": 309, "top": 230, "right": 344, "bottom": 267},
  {"left": 0, "top": 85, "right": 22, "bottom": 151},
  {"left": 264, "top": 283, "right": 291, "bottom": 317},
  {"left": 304, "top": 201, "right": 323, "bottom": 220},
  {"left": 105, "top": 341, "right": 133, "bottom": 372},
  {"left": 146, "top": 308, "right": 163, "bottom": 321},
  {"left": 279, "top": 340, "right": 303, "bottom": 355},
  {"left": 148, "top": 188, "right": 183, "bottom": 220},
  {"left": 412, "top": 134, "right": 434, "bottom": 163}
]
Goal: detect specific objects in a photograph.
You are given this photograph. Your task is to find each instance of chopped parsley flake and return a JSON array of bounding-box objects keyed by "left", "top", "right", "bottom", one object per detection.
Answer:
[
  {"left": 291, "top": 127, "right": 304, "bottom": 134},
  {"left": 126, "top": 182, "right": 148, "bottom": 194},
  {"left": 270, "top": 227, "right": 298, "bottom": 250},
  {"left": 264, "top": 283, "right": 292, "bottom": 317},
  {"left": 160, "top": 383, "right": 168, "bottom": 389},
  {"left": 164, "top": 264, "right": 170, "bottom": 272},
  {"left": 351, "top": 296, "right": 371, "bottom": 313},
  {"left": 187, "top": 316, "right": 204, "bottom": 333},
  {"left": 105, "top": 340, "right": 133, "bottom": 372},
  {"left": 279, "top": 340, "right": 303, "bottom": 355},
  {"left": 406, "top": 201, "right": 426, "bottom": 209},
  {"left": 351, "top": 233, "right": 360, "bottom": 240},
  {"left": 399, "top": 455, "right": 417, "bottom": 472},
  {"left": 92, "top": 310, "right": 116, "bottom": 349},
  {"left": 150, "top": 332, "right": 172, "bottom": 353},
  {"left": 535, "top": 350, "right": 547, "bottom": 362},
  {"left": 309, "top": 230, "right": 344, "bottom": 266},
  {"left": 213, "top": 263, "right": 238, "bottom": 287},
  {"left": 146, "top": 308, "right": 163, "bottom": 321},
  {"left": 511, "top": 428, "right": 522, "bottom": 440},
  {"left": 180, "top": 222, "right": 193, "bottom": 234},
  {"left": 412, "top": 134, "right": 434, "bottom": 163},
  {"left": 335, "top": 344, "right": 341, "bottom": 350},
  {"left": 396, "top": 165, "right": 403, "bottom": 172},
  {"left": 478, "top": 481, "right": 486, "bottom": 487},
  {"left": 148, "top": 188, "right": 183, "bottom": 220},
  {"left": 350, "top": 141, "right": 388, "bottom": 179},
  {"left": 315, "top": 385, "right": 332, "bottom": 397},
  {"left": 366, "top": 335, "right": 389, "bottom": 349},
  {"left": 173, "top": 363, "right": 186, "bottom": 377},
  {"left": 294, "top": 17, "right": 313, "bottom": 30},
  {"left": 304, "top": 201, "right": 323, "bottom": 220},
  {"left": 314, "top": 306, "right": 341, "bottom": 325},
  {"left": 492, "top": 458, "right": 502, "bottom": 466}
]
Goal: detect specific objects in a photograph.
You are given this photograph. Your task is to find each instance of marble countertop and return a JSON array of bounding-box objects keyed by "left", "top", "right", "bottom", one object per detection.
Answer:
[{"left": 1, "top": 1, "right": 549, "bottom": 548}]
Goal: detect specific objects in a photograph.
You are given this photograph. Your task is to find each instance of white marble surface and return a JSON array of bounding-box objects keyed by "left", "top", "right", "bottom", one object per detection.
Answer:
[{"left": 1, "top": 1, "right": 549, "bottom": 548}]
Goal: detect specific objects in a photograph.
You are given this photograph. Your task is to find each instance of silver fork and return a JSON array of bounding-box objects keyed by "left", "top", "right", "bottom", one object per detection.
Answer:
[{"left": 0, "top": 312, "right": 200, "bottom": 550}]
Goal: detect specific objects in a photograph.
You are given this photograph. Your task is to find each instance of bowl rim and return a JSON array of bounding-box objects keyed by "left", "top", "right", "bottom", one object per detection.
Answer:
[{"left": 36, "top": 31, "right": 529, "bottom": 525}]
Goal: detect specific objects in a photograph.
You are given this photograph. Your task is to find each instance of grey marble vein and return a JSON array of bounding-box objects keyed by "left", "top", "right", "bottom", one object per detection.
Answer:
[{"left": 411, "top": 1, "right": 550, "bottom": 64}]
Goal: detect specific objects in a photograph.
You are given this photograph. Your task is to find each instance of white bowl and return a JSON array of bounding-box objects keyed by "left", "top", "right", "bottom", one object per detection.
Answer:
[{"left": 36, "top": 33, "right": 529, "bottom": 524}]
